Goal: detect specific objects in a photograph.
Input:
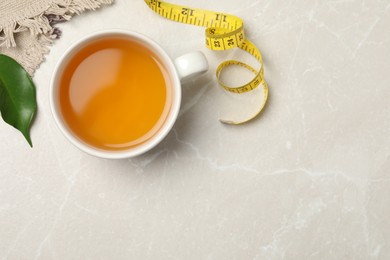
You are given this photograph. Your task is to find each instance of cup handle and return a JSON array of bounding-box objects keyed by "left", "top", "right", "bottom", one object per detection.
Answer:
[{"left": 173, "top": 51, "right": 209, "bottom": 81}]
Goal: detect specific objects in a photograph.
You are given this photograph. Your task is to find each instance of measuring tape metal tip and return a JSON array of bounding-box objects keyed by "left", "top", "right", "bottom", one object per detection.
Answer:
[{"left": 219, "top": 119, "right": 239, "bottom": 125}]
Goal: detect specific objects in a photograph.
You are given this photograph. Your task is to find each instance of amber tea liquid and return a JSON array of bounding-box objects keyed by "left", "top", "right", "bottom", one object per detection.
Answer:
[{"left": 59, "top": 38, "right": 171, "bottom": 150}]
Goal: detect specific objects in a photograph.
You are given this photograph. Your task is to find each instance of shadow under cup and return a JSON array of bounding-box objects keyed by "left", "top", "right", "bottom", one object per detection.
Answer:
[{"left": 50, "top": 31, "right": 181, "bottom": 159}]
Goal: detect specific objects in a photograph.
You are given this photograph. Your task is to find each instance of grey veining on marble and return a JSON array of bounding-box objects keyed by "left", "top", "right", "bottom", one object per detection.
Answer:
[{"left": 0, "top": 0, "right": 389, "bottom": 259}]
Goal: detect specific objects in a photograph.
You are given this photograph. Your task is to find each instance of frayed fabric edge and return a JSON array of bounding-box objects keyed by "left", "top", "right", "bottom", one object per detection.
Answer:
[{"left": 0, "top": 0, "right": 114, "bottom": 75}]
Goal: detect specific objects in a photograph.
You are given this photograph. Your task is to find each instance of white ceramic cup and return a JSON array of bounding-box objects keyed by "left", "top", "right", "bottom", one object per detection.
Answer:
[{"left": 50, "top": 29, "right": 208, "bottom": 159}]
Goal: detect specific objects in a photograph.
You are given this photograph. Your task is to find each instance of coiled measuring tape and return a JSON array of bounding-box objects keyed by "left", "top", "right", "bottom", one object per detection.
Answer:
[{"left": 145, "top": 0, "right": 269, "bottom": 125}]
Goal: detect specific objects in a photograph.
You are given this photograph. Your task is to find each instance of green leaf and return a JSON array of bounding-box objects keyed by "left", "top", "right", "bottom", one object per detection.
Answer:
[{"left": 0, "top": 54, "right": 37, "bottom": 147}]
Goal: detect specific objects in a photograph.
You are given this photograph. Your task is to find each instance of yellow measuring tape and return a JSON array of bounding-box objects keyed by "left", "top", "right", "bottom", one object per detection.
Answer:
[{"left": 145, "top": 0, "right": 268, "bottom": 125}]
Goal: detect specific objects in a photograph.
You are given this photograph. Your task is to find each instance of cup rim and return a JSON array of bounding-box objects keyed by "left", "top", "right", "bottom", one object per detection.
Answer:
[{"left": 49, "top": 29, "right": 181, "bottom": 159}]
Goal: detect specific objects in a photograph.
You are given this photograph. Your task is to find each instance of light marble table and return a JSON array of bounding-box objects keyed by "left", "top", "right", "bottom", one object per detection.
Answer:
[{"left": 1, "top": 0, "right": 389, "bottom": 259}]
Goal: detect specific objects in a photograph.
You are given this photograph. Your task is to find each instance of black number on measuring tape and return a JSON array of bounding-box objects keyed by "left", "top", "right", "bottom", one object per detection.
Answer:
[
  {"left": 227, "top": 38, "right": 235, "bottom": 46},
  {"left": 214, "top": 41, "right": 221, "bottom": 48},
  {"left": 215, "top": 14, "right": 227, "bottom": 22},
  {"left": 150, "top": 0, "right": 161, "bottom": 7},
  {"left": 181, "top": 8, "right": 194, "bottom": 16}
]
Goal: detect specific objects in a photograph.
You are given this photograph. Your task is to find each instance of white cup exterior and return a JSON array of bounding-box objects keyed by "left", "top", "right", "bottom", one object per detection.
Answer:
[{"left": 50, "top": 29, "right": 207, "bottom": 159}]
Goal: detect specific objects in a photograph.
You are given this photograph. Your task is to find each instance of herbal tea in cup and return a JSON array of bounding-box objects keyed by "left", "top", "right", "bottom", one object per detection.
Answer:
[{"left": 50, "top": 30, "right": 208, "bottom": 159}]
